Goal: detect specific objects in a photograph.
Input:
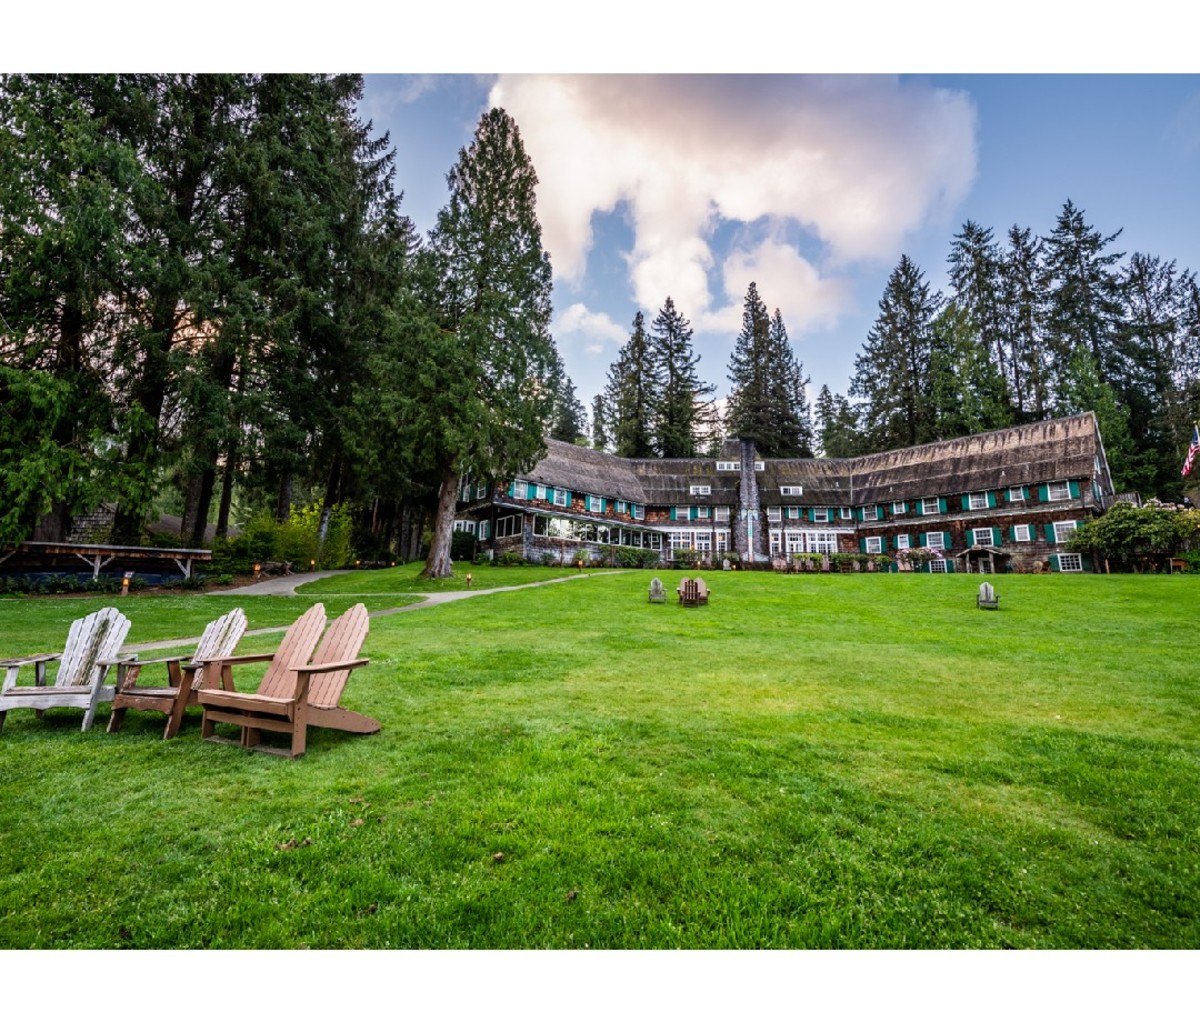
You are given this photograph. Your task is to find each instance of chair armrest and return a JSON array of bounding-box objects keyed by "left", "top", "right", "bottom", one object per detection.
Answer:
[
  {"left": 106, "top": 654, "right": 185, "bottom": 667},
  {"left": 98, "top": 656, "right": 140, "bottom": 667},
  {"left": 191, "top": 652, "right": 276, "bottom": 666},
  {"left": 0, "top": 653, "right": 62, "bottom": 667},
  {"left": 292, "top": 658, "right": 370, "bottom": 675}
]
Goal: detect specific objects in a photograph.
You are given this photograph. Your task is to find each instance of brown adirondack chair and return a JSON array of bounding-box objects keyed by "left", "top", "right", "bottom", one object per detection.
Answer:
[
  {"left": 197, "top": 603, "right": 376, "bottom": 758},
  {"left": 678, "top": 577, "right": 701, "bottom": 606},
  {"left": 106, "top": 607, "right": 247, "bottom": 739},
  {"left": 0, "top": 606, "right": 133, "bottom": 733},
  {"left": 694, "top": 577, "right": 710, "bottom": 605}
]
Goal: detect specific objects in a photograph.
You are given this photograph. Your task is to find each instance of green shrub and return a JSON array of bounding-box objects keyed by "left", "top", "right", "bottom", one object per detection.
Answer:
[
  {"left": 451, "top": 530, "right": 478, "bottom": 563},
  {"left": 496, "top": 551, "right": 525, "bottom": 567}
]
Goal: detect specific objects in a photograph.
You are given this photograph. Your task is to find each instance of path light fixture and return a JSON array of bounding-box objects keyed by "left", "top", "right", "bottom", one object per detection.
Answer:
[
  {"left": 466, "top": 573, "right": 473, "bottom": 589},
  {"left": 253, "top": 563, "right": 261, "bottom": 579}
]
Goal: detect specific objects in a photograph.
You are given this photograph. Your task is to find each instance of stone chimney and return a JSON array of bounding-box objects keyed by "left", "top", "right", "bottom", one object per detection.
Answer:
[{"left": 734, "top": 438, "right": 766, "bottom": 563}]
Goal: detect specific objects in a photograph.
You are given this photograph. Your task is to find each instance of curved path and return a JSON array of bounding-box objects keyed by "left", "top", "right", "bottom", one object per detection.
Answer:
[{"left": 128, "top": 570, "right": 616, "bottom": 652}]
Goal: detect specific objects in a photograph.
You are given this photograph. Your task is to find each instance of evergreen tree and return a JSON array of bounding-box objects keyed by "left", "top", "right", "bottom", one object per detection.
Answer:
[
  {"left": 850, "top": 255, "right": 941, "bottom": 450},
  {"left": 648, "top": 297, "right": 714, "bottom": 458},
  {"left": 604, "top": 311, "right": 657, "bottom": 458},
  {"left": 725, "top": 285, "right": 813, "bottom": 457},
  {"left": 590, "top": 393, "right": 609, "bottom": 451},
  {"left": 546, "top": 354, "right": 588, "bottom": 444},
  {"left": 948, "top": 220, "right": 1011, "bottom": 416},
  {"left": 418, "top": 107, "right": 557, "bottom": 577},
  {"left": 814, "top": 384, "right": 863, "bottom": 458},
  {"left": 1040, "top": 199, "right": 1125, "bottom": 407},
  {"left": 998, "top": 224, "right": 1050, "bottom": 421},
  {"left": 927, "top": 302, "right": 1013, "bottom": 441},
  {"left": 1059, "top": 347, "right": 1134, "bottom": 490}
]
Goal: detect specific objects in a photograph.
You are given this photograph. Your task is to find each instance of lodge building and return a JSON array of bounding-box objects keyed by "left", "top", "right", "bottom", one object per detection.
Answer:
[{"left": 453, "top": 412, "right": 1115, "bottom": 573}]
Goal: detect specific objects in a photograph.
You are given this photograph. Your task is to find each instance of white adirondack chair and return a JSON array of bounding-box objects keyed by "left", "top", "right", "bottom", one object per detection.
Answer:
[
  {"left": 0, "top": 606, "right": 133, "bottom": 732},
  {"left": 106, "top": 607, "right": 247, "bottom": 739}
]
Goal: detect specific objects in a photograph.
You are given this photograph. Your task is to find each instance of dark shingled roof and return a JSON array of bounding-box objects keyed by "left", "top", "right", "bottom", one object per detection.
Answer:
[
  {"left": 514, "top": 413, "right": 1106, "bottom": 508},
  {"left": 847, "top": 413, "right": 1103, "bottom": 504}
]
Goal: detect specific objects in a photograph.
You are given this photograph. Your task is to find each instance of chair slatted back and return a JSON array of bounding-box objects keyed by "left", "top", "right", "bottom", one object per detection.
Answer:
[
  {"left": 58, "top": 607, "right": 131, "bottom": 688},
  {"left": 256, "top": 604, "right": 326, "bottom": 700},
  {"left": 191, "top": 608, "right": 248, "bottom": 691},
  {"left": 307, "top": 604, "right": 368, "bottom": 710},
  {"left": 695, "top": 578, "right": 709, "bottom": 601}
]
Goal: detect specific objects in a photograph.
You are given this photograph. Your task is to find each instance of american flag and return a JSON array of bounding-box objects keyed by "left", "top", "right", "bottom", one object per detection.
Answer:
[{"left": 1183, "top": 424, "right": 1200, "bottom": 477}]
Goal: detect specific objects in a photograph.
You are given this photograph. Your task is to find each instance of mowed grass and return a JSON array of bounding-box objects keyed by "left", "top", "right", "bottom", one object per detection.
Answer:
[
  {"left": 0, "top": 571, "right": 1197, "bottom": 948},
  {"left": 294, "top": 560, "right": 585, "bottom": 595}
]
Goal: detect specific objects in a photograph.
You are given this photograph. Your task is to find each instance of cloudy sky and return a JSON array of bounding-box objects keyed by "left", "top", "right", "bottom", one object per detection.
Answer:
[{"left": 358, "top": 73, "right": 1200, "bottom": 414}]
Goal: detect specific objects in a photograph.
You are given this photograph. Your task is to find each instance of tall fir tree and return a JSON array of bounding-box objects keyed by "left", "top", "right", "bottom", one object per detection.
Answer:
[
  {"left": 814, "top": 385, "right": 862, "bottom": 458},
  {"left": 850, "top": 255, "right": 941, "bottom": 450},
  {"left": 419, "top": 107, "right": 557, "bottom": 577},
  {"left": 948, "top": 219, "right": 1012, "bottom": 417},
  {"left": 590, "top": 393, "right": 609, "bottom": 451},
  {"left": 648, "top": 297, "right": 714, "bottom": 458},
  {"left": 604, "top": 311, "right": 657, "bottom": 458},
  {"left": 998, "top": 224, "right": 1050, "bottom": 422}
]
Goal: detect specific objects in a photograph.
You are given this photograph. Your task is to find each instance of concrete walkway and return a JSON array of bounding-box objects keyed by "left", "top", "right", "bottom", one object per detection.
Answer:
[{"left": 127, "top": 570, "right": 616, "bottom": 652}]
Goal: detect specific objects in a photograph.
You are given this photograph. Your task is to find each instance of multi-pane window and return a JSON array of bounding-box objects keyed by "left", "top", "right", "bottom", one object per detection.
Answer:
[
  {"left": 864, "top": 536, "right": 883, "bottom": 554},
  {"left": 754, "top": 461, "right": 765, "bottom": 471},
  {"left": 780, "top": 486, "right": 803, "bottom": 496},
  {"left": 453, "top": 520, "right": 476, "bottom": 534},
  {"left": 925, "top": 532, "right": 945, "bottom": 550},
  {"left": 1053, "top": 521, "right": 1077, "bottom": 544},
  {"left": 1047, "top": 481, "right": 1071, "bottom": 501},
  {"left": 615, "top": 500, "right": 627, "bottom": 514},
  {"left": 1058, "top": 553, "right": 1083, "bottom": 572},
  {"left": 496, "top": 515, "right": 522, "bottom": 539},
  {"left": 476, "top": 483, "right": 488, "bottom": 500},
  {"left": 696, "top": 506, "right": 711, "bottom": 519},
  {"left": 812, "top": 508, "right": 830, "bottom": 523},
  {"left": 1008, "top": 487, "right": 1025, "bottom": 502},
  {"left": 714, "top": 506, "right": 730, "bottom": 523},
  {"left": 716, "top": 461, "right": 739, "bottom": 471},
  {"left": 552, "top": 489, "right": 568, "bottom": 507},
  {"left": 895, "top": 534, "right": 910, "bottom": 550},
  {"left": 922, "top": 497, "right": 941, "bottom": 515},
  {"left": 767, "top": 507, "right": 782, "bottom": 523},
  {"left": 1012, "top": 524, "right": 1031, "bottom": 542},
  {"left": 972, "top": 527, "right": 994, "bottom": 547},
  {"left": 631, "top": 504, "right": 644, "bottom": 520},
  {"left": 586, "top": 495, "right": 603, "bottom": 512},
  {"left": 478, "top": 520, "right": 491, "bottom": 541},
  {"left": 839, "top": 507, "right": 853, "bottom": 520},
  {"left": 861, "top": 506, "right": 879, "bottom": 522},
  {"left": 929, "top": 559, "right": 947, "bottom": 573},
  {"left": 690, "top": 485, "right": 711, "bottom": 496},
  {"left": 785, "top": 506, "right": 801, "bottom": 520},
  {"left": 968, "top": 492, "right": 988, "bottom": 510},
  {"left": 892, "top": 501, "right": 906, "bottom": 514}
]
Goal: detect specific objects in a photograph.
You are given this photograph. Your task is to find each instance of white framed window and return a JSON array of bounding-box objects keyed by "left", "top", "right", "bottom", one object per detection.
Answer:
[
  {"left": 475, "top": 483, "right": 488, "bottom": 499},
  {"left": 812, "top": 508, "right": 830, "bottom": 523},
  {"left": 839, "top": 507, "right": 853, "bottom": 520},
  {"left": 892, "top": 501, "right": 906, "bottom": 514},
  {"left": 895, "top": 534, "right": 910, "bottom": 550},
  {"left": 552, "top": 489, "right": 568, "bottom": 507},
  {"left": 770, "top": 531, "right": 782, "bottom": 556},
  {"left": 929, "top": 559, "right": 947, "bottom": 573},
  {"left": 785, "top": 506, "right": 801, "bottom": 520},
  {"left": 864, "top": 536, "right": 883, "bottom": 554},
  {"left": 716, "top": 461, "right": 740, "bottom": 471},
  {"left": 1008, "top": 487, "right": 1025, "bottom": 503},
  {"left": 1047, "top": 480, "right": 1071, "bottom": 501},
  {"left": 968, "top": 492, "right": 988, "bottom": 510},
  {"left": 452, "top": 519, "right": 476, "bottom": 534},
  {"left": 1013, "top": 524, "right": 1031, "bottom": 542},
  {"left": 861, "top": 506, "right": 879, "bottom": 522},
  {"left": 1058, "top": 552, "right": 1083, "bottom": 572},
  {"left": 922, "top": 497, "right": 941, "bottom": 515},
  {"left": 925, "top": 532, "right": 945, "bottom": 550},
  {"left": 631, "top": 504, "right": 644, "bottom": 520},
  {"left": 754, "top": 461, "right": 765, "bottom": 471},
  {"left": 695, "top": 534, "right": 712, "bottom": 553},
  {"left": 780, "top": 486, "right": 803, "bottom": 497},
  {"left": 767, "top": 507, "right": 782, "bottom": 523},
  {"left": 534, "top": 484, "right": 548, "bottom": 501},
  {"left": 668, "top": 531, "right": 694, "bottom": 551},
  {"left": 478, "top": 520, "right": 491, "bottom": 541},
  {"left": 1053, "top": 521, "right": 1077, "bottom": 544},
  {"left": 585, "top": 495, "right": 602, "bottom": 512},
  {"left": 715, "top": 531, "right": 729, "bottom": 554},
  {"left": 714, "top": 506, "right": 730, "bottom": 523},
  {"left": 690, "top": 485, "right": 711, "bottom": 496},
  {"left": 972, "top": 527, "right": 994, "bottom": 547},
  {"left": 615, "top": 500, "right": 627, "bottom": 514},
  {"left": 696, "top": 506, "right": 711, "bottom": 519}
]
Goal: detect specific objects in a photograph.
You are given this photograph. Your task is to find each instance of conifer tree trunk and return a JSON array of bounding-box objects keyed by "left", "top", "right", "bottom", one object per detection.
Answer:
[{"left": 423, "top": 467, "right": 461, "bottom": 578}]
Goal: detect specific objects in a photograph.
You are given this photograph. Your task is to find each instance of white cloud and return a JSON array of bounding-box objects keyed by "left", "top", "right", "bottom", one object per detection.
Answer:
[
  {"left": 489, "top": 74, "right": 976, "bottom": 332},
  {"left": 554, "top": 303, "right": 629, "bottom": 356}
]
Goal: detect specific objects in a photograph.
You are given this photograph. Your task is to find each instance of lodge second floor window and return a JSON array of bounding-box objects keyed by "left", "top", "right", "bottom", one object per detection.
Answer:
[
  {"left": 1013, "top": 524, "right": 1031, "bottom": 542},
  {"left": 1047, "top": 480, "right": 1071, "bottom": 501},
  {"left": 922, "top": 498, "right": 941, "bottom": 515},
  {"left": 812, "top": 508, "right": 829, "bottom": 523},
  {"left": 864, "top": 536, "right": 883, "bottom": 554},
  {"left": 1053, "top": 520, "right": 1078, "bottom": 544},
  {"left": 968, "top": 492, "right": 988, "bottom": 510},
  {"left": 861, "top": 506, "right": 879, "bottom": 522}
]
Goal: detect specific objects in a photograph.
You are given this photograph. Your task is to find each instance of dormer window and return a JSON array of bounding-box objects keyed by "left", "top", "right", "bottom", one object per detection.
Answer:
[
  {"left": 690, "top": 485, "right": 711, "bottom": 496},
  {"left": 780, "top": 486, "right": 803, "bottom": 496}
]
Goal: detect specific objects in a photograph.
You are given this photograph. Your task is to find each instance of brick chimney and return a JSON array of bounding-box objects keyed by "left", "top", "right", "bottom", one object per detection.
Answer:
[{"left": 734, "top": 438, "right": 765, "bottom": 563}]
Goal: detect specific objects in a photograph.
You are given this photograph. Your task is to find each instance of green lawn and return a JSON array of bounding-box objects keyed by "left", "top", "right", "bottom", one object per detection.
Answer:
[{"left": 1, "top": 571, "right": 1197, "bottom": 948}]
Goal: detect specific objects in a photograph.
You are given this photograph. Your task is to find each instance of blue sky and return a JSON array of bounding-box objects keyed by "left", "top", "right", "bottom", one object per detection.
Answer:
[{"left": 358, "top": 74, "right": 1200, "bottom": 415}]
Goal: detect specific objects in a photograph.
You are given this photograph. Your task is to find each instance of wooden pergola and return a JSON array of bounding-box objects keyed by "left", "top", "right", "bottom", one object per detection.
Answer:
[{"left": 0, "top": 541, "right": 212, "bottom": 580}]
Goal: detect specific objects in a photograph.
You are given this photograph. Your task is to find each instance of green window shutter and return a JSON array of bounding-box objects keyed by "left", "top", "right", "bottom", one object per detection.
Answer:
[
  {"left": 881, "top": 536, "right": 890, "bottom": 552},
  {"left": 859, "top": 538, "right": 867, "bottom": 553},
  {"left": 938, "top": 497, "right": 948, "bottom": 513},
  {"left": 918, "top": 532, "right": 926, "bottom": 547},
  {"left": 807, "top": 508, "right": 815, "bottom": 523},
  {"left": 1008, "top": 526, "right": 1018, "bottom": 543},
  {"left": 944, "top": 560, "right": 955, "bottom": 573},
  {"left": 508, "top": 481, "right": 516, "bottom": 498},
  {"left": 993, "top": 528, "right": 1003, "bottom": 546},
  {"left": 566, "top": 491, "right": 573, "bottom": 506},
  {"left": 1038, "top": 484, "right": 1049, "bottom": 502},
  {"left": 987, "top": 492, "right": 997, "bottom": 508},
  {"left": 670, "top": 506, "right": 677, "bottom": 521},
  {"left": 942, "top": 531, "right": 953, "bottom": 550},
  {"left": 1049, "top": 554, "right": 1060, "bottom": 571},
  {"left": 854, "top": 507, "right": 863, "bottom": 522},
  {"left": 1044, "top": 524, "right": 1056, "bottom": 543},
  {"left": 690, "top": 507, "right": 698, "bottom": 521},
  {"left": 1069, "top": 480, "right": 1081, "bottom": 499},
  {"left": 877, "top": 505, "right": 886, "bottom": 520},
  {"left": 1022, "top": 486, "right": 1030, "bottom": 501},
  {"left": 600, "top": 498, "right": 607, "bottom": 513},
  {"left": 960, "top": 494, "right": 971, "bottom": 511}
]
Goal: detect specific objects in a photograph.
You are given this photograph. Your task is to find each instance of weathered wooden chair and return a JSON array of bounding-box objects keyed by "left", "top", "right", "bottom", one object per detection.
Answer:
[
  {"left": 197, "top": 603, "right": 376, "bottom": 759},
  {"left": 648, "top": 577, "right": 667, "bottom": 603},
  {"left": 694, "top": 577, "right": 710, "bottom": 605},
  {"left": 106, "top": 607, "right": 247, "bottom": 739},
  {"left": 0, "top": 606, "right": 133, "bottom": 733},
  {"left": 977, "top": 581, "right": 999, "bottom": 610},
  {"left": 679, "top": 577, "right": 701, "bottom": 607}
]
